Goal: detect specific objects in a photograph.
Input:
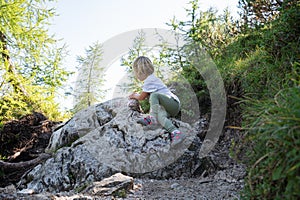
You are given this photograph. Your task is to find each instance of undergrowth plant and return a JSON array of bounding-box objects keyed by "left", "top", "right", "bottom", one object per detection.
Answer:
[{"left": 242, "top": 85, "right": 300, "bottom": 199}]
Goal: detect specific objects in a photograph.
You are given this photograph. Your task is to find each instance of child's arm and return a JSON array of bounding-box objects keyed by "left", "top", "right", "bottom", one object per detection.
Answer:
[{"left": 129, "top": 92, "right": 149, "bottom": 101}]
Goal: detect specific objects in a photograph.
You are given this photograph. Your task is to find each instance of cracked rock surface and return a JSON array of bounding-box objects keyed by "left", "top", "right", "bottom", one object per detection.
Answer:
[{"left": 18, "top": 98, "right": 203, "bottom": 193}]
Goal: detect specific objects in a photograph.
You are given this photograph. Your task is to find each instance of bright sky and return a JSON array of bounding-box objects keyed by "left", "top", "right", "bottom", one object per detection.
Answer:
[{"left": 48, "top": 0, "right": 239, "bottom": 110}]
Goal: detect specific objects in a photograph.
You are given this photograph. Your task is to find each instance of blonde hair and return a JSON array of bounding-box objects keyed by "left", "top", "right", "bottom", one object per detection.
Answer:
[{"left": 132, "top": 56, "right": 154, "bottom": 81}]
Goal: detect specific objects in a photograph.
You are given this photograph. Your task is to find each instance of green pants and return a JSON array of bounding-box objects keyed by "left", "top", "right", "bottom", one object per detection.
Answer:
[{"left": 149, "top": 92, "right": 180, "bottom": 133}]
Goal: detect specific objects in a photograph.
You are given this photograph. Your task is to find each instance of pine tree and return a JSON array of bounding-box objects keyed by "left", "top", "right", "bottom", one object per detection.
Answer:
[
  {"left": 73, "top": 42, "right": 106, "bottom": 113},
  {"left": 0, "top": 0, "right": 71, "bottom": 121}
]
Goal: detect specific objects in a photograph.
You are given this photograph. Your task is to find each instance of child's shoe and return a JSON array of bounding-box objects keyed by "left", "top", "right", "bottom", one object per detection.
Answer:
[
  {"left": 137, "top": 115, "right": 157, "bottom": 126},
  {"left": 171, "top": 130, "right": 186, "bottom": 146}
]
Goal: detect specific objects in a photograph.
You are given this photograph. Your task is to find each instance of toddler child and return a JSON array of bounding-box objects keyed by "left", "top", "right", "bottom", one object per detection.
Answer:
[{"left": 128, "top": 56, "right": 185, "bottom": 145}]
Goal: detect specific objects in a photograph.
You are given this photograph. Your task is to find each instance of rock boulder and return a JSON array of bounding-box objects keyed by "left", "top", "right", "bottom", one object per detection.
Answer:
[{"left": 18, "top": 98, "right": 203, "bottom": 193}]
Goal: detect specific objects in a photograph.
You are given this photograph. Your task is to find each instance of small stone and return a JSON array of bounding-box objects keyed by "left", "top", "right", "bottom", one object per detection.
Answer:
[
  {"left": 84, "top": 173, "right": 133, "bottom": 196},
  {"left": 17, "top": 188, "right": 35, "bottom": 195},
  {"left": 170, "top": 183, "right": 181, "bottom": 190},
  {"left": 0, "top": 184, "right": 16, "bottom": 194}
]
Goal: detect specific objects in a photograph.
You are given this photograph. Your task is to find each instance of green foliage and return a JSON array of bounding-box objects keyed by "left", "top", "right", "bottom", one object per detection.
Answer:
[
  {"left": 242, "top": 86, "right": 300, "bottom": 200},
  {"left": 221, "top": 46, "right": 284, "bottom": 99},
  {"left": 0, "top": 154, "right": 7, "bottom": 161},
  {"left": 73, "top": 41, "right": 106, "bottom": 113},
  {"left": 113, "top": 188, "right": 127, "bottom": 198},
  {"left": 165, "top": 0, "right": 300, "bottom": 198},
  {"left": 74, "top": 182, "right": 90, "bottom": 193},
  {"left": 218, "top": 0, "right": 299, "bottom": 99},
  {"left": 220, "top": 1, "right": 300, "bottom": 199},
  {"left": 0, "top": 0, "right": 72, "bottom": 122},
  {"left": 167, "top": 2, "right": 239, "bottom": 114}
]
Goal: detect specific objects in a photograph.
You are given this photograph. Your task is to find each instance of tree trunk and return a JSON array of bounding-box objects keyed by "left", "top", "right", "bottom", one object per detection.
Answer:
[
  {"left": 0, "top": 153, "right": 51, "bottom": 171},
  {"left": 0, "top": 31, "right": 30, "bottom": 97}
]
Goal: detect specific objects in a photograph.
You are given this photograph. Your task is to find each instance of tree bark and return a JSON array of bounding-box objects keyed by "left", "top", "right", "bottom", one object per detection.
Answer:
[{"left": 0, "top": 31, "right": 29, "bottom": 97}]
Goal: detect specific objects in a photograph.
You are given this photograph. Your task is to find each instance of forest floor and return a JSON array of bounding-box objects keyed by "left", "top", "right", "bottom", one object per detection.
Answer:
[{"left": 0, "top": 112, "right": 246, "bottom": 199}]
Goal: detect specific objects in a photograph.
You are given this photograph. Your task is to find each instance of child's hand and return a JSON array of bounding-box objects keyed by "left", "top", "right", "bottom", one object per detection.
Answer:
[
  {"left": 129, "top": 92, "right": 148, "bottom": 100},
  {"left": 129, "top": 93, "right": 138, "bottom": 99}
]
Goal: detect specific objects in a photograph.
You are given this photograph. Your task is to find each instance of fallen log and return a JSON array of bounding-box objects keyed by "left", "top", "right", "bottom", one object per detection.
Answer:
[{"left": 0, "top": 153, "right": 51, "bottom": 171}]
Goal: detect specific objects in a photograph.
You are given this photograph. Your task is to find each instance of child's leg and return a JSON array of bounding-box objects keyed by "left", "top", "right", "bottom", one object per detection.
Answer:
[
  {"left": 149, "top": 93, "right": 180, "bottom": 133},
  {"left": 156, "top": 107, "right": 177, "bottom": 133},
  {"left": 149, "top": 93, "right": 180, "bottom": 116}
]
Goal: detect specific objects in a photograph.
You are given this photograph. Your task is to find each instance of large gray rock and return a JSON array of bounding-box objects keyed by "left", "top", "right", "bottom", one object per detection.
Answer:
[{"left": 18, "top": 98, "right": 203, "bottom": 193}]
